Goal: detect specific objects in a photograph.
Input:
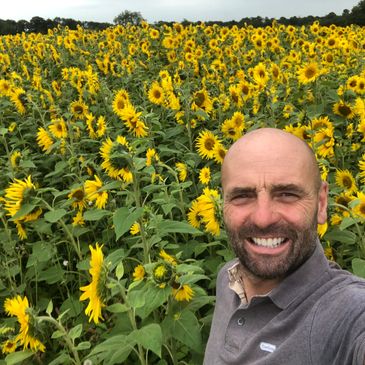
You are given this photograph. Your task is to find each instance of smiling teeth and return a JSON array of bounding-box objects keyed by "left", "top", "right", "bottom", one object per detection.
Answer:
[{"left": 252, "top": 237, "right": 285, "bottom": 248}]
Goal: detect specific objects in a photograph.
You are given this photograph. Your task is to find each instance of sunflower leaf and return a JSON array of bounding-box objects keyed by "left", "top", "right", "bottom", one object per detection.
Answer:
[{"left": 113, "top": 207, "right": 143, "bottom": 240}]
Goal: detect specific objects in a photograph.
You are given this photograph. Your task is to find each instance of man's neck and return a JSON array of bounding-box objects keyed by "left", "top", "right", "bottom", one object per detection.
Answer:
[{"left": 238, "top": 265, "right": 283, "bottom": 302}]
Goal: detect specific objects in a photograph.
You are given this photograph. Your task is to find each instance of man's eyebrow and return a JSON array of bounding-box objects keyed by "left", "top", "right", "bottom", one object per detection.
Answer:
[
  {"left": 270, "top": 184, "right": 306, "bottom": 194},
  {"left": 225, "top": 187, "right": 256, "bottom": 199}
]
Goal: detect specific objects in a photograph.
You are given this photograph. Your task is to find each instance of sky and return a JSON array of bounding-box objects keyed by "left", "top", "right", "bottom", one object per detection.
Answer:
[{"left": 1, "top": 0, "right": 360, "bottom": 24}]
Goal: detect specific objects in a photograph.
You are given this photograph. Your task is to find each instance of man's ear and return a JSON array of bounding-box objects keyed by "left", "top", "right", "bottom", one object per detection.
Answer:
[{"left": 317, "top": 181, "right": 328, "bottom": 225}]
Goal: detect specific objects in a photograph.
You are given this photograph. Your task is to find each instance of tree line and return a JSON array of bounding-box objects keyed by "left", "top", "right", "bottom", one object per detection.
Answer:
[{"left": 1, "top": 0, "right": 365, "bottom": 35}]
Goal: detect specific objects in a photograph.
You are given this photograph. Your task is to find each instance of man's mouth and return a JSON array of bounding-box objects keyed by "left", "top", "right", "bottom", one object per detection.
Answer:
[{"left": 249, "top": 237, "right": 288, "bottom": 248}]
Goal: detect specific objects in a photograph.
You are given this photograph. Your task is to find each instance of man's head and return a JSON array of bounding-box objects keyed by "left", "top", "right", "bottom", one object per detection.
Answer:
[{"left": 222, "top": 128, "right": 328, "bottom": 280}]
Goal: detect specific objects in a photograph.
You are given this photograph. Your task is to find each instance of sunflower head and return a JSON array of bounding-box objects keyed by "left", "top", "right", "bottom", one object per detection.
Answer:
[{"left": 153, "top": 262, "right": 173, "bottom": 284}]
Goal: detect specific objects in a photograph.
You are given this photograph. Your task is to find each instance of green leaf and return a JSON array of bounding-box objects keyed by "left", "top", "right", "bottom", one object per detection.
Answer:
[
  {"left": 156, "top": 220, "right": 202, "bottom": 235},
  {"left": 5, "top": 350, "right": 34, "bottom": 365},
  {"left": 75, "top": 341, "right": 91, "bottom": 350},
  {"left": 129, "top": 324, "right": 162, "bottom": 357},
  {"left": 38, "top": 266, "right": 64, "bottom": 284},
  {"left": 106, "top": 248, "right": 126, "bottom": 271},
  {"left": 47, "top": 352, "right": 72, "bottom": 365},
  {"left": 115, "top": 261, "right": 124, "bottom": 280},
  {"left": 324, "top": 228, "right": 357, "bottom": 245},
  {"left": 106, "top": 303, "right": 129, "bottom": 313},
  {"left": 339, "top": 217, "right": 357, "bottom": 230},
  {"left": 51, "top": 330, "right": 64, "bottom": 339},
  {"left": 9, "top": 203, "right": 36, "bottom": 221},
  {"left": 352, "top": 258, "right": 365, "bottom": 278},
  {"left": 68, "top": 324, "right": 82, "bottom": 341},
  {"left": 136, "top": 284, "right": 171, "bottom": 319},
  {"left": 44, "top": 209, "right": 67, "bottom": 223},
  {"left": 162, "top": 310, "right": 203, "bottom": 353},
  {"left": 113, "top": 207, "right": 143, "bottom": 240},
  {"left": 83, "top": 209, "right": 110, "bottom": 221},
  {"left": 127, "top": 289, "right": 146, "bottom": 309},
  {"left": 88, "top": 334, "right": 134, "bottom": 364},
  {"left": 46, "top": 300, "right": 53, "bottom": 315}
]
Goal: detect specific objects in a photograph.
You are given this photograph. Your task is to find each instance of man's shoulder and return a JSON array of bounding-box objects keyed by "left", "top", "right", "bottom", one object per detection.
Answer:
[{"left": 317, "top": 272, "right": 365, "bottom": 313}]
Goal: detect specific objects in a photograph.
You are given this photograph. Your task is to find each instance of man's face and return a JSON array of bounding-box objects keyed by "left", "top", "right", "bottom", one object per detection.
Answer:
[{"left": 222, "top": 137, "right": 328, "bottom": 280}]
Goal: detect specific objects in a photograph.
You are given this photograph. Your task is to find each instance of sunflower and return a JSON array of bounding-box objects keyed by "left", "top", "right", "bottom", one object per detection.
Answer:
[
  {"left": 191, "top": 89, "right": 212, "bottom": 113},
  {"left": 148, "top": 81, "right": 165, "bottom": 105},
  {"left": 130, "top": 222, "right": 141, "bottom": 235},
  {"left": 176, "top": 162, "right": 187, "bottom": 182},
  {"left": 4, "top": 296, "right": 45, "bottom": 352},
  {"left": 196, "top": 130, "right": 219, "bottom": 159},
  {"left": 188, "top": 188, "right": 221, "bottom": 236},
  {"left": 0, "top": 79, "right": 12, "bottom": 95},
  {"left": 352, "top": 192, "right": 365, "bottom": 219},
  {"left": 4, "top": 175, "right": 36, "bottom": 218},
  {"left": 9, "top": 88, "right": 26, "bottom": 115},
  {"left": 297, "top": 62, "right": 321, "bottom": 84},
  {"left": 37, "top": 127, "right": 54, "bottom": 153},
  {"left": 187, "top": 200, "right": 203, "bottom": 229},
  {"left": 1, "top": 339, "right": 17, "bottom": 354},
  {"left": 10, "top": 151, "right": 22, "bottom": 169},
  {"left": 313, "top": 127, "right": 335, "bottom": 158},
  {"left": 356, "top": 77, "right": 365, "bottom": 94},
  {"left": 159, "top": 249, "right": 177, "bottom": 266},
  {"left": 358, "top": 155, "right": 365, "bottom": 183},
  {"left": 86, "top": 114, "right": 107, "bottom": 139},
  {"left": 333, "top": 101, "right": 355, "bottom": 119},
  {"left": 252, "top": 62, "right": 269, "bottom": 88},
  {"left": 132, "top": 264, "right": 145, "bottom": 281},
  {"left": 310, "top": 116, "right": 333, "bottom": 130},
  {"left": 48, "top": 117, "right": 68, "bottom": 139},
  {"left": 153, "top": 263, "right": 173, "bottom": 284},
  {"left": 70, "top": 100, "right": 89, "bottom": 120},
  {"left": 80, "top": 244, "right": 107, "bottom": 324},
  {"left": 172, "top": 284, "right": 194, "bottom": 302},
  {"left": 212, "top": 143, "right": 227, "bottom": 164},
  {"left": 221, "top": 118, "right": 242, "bottom": 141},
  {"left": 346, "top": 75, "right": 359, "bottom": 92},
  {"left": 119, "top": 104, "right": 149, "bottom": 138},
  {"left": 335, "top": 169, "right": 357, "bottom": 194},
  {"left": 100, "top": 136, "right": 133, "bottom": 182},
  {"left": 146, "top": 148, "right": 159, "bottom": 167},
  {"left": 68, "top": 187, "right": 87, "bottom": 210},
  {"left": 199, "top": 166, "right": 211, "bottom": 185},
  {"left": 112, "top": 89, "right": 130, "bottom": 117},
  {"left": 72, "top": 210, "right": 85, "bottom": 226},
  {"left": 84, "top": 175, "right": 109, "bottom": 209}
]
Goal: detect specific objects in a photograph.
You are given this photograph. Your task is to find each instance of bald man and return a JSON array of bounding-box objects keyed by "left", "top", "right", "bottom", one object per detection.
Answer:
[{"left": 203, "top": 128, "right": 365, "bottom": 365}]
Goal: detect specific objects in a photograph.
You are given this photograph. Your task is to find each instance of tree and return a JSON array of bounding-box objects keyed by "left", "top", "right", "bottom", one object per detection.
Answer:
[{"left": 113, "top": 10, "right": 145, "bottom": 26}]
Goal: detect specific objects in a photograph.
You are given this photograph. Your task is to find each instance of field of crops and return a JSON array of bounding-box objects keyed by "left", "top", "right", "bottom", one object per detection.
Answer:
[{"left": 0, "top": 20, "right": 365, "bottom": 364}]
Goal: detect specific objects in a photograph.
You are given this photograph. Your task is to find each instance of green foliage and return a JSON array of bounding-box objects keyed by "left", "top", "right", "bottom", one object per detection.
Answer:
[{"left": 0, "top": 19, "right": 365, "bottom": 365}]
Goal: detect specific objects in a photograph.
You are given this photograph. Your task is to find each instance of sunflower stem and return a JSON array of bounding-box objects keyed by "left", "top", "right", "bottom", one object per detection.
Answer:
[
  {"left": 41, "top": 199, "right": 82, "bottom": 260},
  {"left": 38, "top": 315, "right": 81, "bottom": 365}
]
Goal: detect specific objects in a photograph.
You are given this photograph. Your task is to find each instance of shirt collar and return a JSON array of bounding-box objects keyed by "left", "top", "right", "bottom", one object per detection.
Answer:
[
  {"left": 268, "top": 240, "right": 331, "bottom": 309},
  {"left": 227, "top": 240, "right": 332, "bottom": 309}
]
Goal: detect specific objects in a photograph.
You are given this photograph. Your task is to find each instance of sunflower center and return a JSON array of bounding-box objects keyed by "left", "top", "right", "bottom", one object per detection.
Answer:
[
  {"left": 194, "top": 92, "right": 206, "bottom": 107},
  {"left": 360, "top": 204, "right": 365, "bottom": 215},
  {"left": 342, "top": 176, "right": 353, "bottom": 189},
  {"left": 305, "top": 67, "right": 316, "bottom": 79},
  {"left": 204, "top": 138, "right": 215, "bottom": 151},
  {"left": 338, "top": 104, "right": 351, "bottom": 117}
]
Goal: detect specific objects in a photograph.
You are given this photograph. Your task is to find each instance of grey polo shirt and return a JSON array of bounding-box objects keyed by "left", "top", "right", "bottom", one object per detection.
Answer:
[{"left": 204, "top": 242, "right": 365, "bottom": 365}]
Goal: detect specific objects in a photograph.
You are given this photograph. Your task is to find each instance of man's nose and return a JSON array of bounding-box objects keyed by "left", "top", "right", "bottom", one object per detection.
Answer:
[{"left": 250, "top": 195, "right": 280, "bottom": 228}]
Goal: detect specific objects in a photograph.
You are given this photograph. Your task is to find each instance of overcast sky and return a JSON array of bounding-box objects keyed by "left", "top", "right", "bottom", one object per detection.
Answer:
[{"left": 1, "top": 0, "right": 360, "bottom": 23}]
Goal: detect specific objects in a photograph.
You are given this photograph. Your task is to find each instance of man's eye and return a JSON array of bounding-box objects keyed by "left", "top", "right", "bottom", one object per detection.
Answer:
[{"left": 277, "top": 192, "right": 299, "bottom": 201}]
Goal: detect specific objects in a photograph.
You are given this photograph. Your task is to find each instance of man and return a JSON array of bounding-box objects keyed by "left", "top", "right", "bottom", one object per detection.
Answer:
[{"left": 204, "top": 128, "right": 365, "bottom": 364}]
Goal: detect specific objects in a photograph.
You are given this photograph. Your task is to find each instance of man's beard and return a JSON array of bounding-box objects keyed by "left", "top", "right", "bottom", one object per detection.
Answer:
[{"left": 226, "top": 216, "right": 318, "bottom": 280}]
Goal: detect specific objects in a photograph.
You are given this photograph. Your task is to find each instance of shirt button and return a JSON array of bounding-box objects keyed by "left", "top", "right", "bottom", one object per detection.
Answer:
[{"left": 237, "top": 317, "right": 245, "bottom": 326}]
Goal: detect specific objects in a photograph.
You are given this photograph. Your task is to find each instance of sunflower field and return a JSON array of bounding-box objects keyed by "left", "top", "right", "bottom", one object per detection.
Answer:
[{"left": 0, "top": 19, "right": 365, "bottom": 364}]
